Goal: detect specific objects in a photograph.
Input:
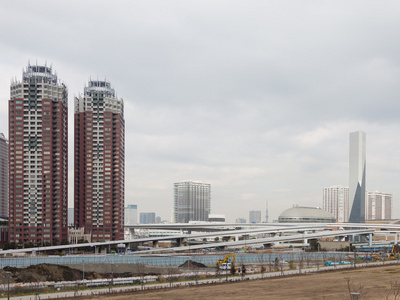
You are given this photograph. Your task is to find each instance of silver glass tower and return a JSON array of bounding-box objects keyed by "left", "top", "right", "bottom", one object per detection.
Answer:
[
  {"left": 349, "top": 131, "right": 366, "bottom": 223},
  {"left": 174, "top": 181, "right": 211, "bottom": 223}
]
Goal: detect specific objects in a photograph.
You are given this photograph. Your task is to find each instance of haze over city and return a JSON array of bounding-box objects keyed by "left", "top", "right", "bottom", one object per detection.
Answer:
[{"left": 1, "top": 1, "right": 399, "bottom": 222}]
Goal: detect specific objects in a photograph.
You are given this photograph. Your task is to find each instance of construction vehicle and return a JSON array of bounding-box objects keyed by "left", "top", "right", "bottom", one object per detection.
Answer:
[
  {"left": 217, "top": 254, "right": 236, "bottom": 269},
  {"left": 387, "top": 244, "right": 400, "bottom": 260}
]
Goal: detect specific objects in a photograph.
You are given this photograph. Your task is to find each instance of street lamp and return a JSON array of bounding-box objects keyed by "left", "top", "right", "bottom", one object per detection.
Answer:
[
  {"left": 6, "top": 271, "right": 11, "bottom": 300},
  {"left": 82, "top": 259, "right": 85, "bottom": 286}
]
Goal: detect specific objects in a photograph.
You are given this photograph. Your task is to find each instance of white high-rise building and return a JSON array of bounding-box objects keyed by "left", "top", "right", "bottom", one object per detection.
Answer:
[
  {"left": 0, "top": 133, "right": 8, "bottom": 220},
  {"left": 323, "top": 186, "right": 349, "bottom": 222},
  {"left": 125, "top": 204, "right": 137, "bottom": 225},
  {"left": 349, "top": 131, "right": 366, "bottom": 223},
  {"left": 174, "top": 181, "right": 211, "bottom": 223},
  {"left": 249, "top": 210, "right": 261, "bottom": 223},
  {"left": 366, "top": 191, "right": 392, "bottom": 220}
]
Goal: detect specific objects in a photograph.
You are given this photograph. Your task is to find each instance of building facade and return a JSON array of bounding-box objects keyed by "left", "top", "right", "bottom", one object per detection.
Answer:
[
  {"left": 74, "top": 80, "right": 125, "bottom": 242},
  {"left": 140, "top": 212, "right": 156, "bottom": 224},
  {"left": 366, "top": 191, "right": 392, "bottom": 220},
  {"left": 249, "top": 210, "right": 261, "bottom": 223},
  {"left": 174, "top": 181, "right": 211, "bottom": 223},
  {"left": 8, "top": 63, "right": 68, "bottom": 246},
  {"left": 0, "top": 133, "right": 8, "bottom": 220},
  {"left": 125, "top": 204, "right": 138, "bottom": 225},
  {"left": 349, "top": 131, "right": 366, "bottom": 223},
  {"left": 323, "top": 186, "right": 349, "bottom": 222}
]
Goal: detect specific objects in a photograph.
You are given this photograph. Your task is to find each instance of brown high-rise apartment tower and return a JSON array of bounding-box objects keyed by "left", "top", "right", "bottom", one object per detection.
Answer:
[
  {"left": 74, "top": 80, "right": 125, "bottom": 241},
  {"left": 8, "top": 63, "right": 68, "bottom": 246}
]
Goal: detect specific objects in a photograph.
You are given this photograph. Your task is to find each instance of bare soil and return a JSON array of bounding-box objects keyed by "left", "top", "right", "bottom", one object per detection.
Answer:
[
  {"left": 0, "top": 263, "right": 179, "bottom": 284},
  {"left": 67, "top": 265, "right": 400, "bottom": 300}
]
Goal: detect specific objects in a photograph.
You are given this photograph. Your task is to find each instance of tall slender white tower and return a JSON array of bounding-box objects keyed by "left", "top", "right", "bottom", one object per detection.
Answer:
[{"left": 349, "top": 131, "right": 366, "bottom": 223}]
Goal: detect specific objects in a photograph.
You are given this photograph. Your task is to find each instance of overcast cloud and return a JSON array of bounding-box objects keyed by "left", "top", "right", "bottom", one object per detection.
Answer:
[{"left": 0, "top": 1, "right": 399, "bottom": 222}]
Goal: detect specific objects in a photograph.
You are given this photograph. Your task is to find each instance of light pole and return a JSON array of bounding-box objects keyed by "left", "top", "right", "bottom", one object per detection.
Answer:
[
  {"left": 6, "top": 271, "right": 11, "bottom": 300},
  {"left": 82, "top": 259, "right": 85, "bottom": 286}
]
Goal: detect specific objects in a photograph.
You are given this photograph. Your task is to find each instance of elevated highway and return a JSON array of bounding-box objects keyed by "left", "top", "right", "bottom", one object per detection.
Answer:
[{"left": 0, "top": 223, "right": 377, "bottom": 256}]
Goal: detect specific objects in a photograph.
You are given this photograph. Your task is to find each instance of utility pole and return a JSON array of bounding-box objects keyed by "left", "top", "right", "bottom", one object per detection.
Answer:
[
  {"left": 6, "top": 271, "right": 11, "bottom": 300},
  {"left": 82, "top": 259, "right": 85, "bottom": 286}
]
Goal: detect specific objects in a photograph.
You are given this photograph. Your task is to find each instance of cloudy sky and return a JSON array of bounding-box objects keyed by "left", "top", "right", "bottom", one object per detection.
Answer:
[{"left": 0, "top": 1, "right": 399, "bottom": 222}]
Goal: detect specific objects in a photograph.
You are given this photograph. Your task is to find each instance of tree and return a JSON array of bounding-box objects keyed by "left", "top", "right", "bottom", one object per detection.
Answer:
[
  {"left": 288, "top": 260, "right": 296, "bottom": 270},
  {"left": 230, "top": 263, "right": 236, "bottom": 276},
  {"left": 345, "top": 277, "right": 368, "bottom": 299},
  {"left": 135, "top": 263, "right": 147, "bottom": 290},
  {"left": 215, "top": 262, "right": 221, "bottom": 281},
  {"left": 298, "top": 253, "right": 304, "bottom": 274},
  {"left": 274, "top": 257, "right": 280, "bottom": 271},
  {"left": 309, "top": 239, "right": 319, "bottom": 251},
  {"left": 384, "top": 277, "right": 400, "bottom": 300},
  {"left": 257, "top": 253, "right": 265, "bottom": 278}
]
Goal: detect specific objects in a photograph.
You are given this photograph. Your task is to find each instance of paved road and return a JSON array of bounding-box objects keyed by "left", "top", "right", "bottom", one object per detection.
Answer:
[{"left": 9, "top": 260, "right": 399, "bottom": 300}]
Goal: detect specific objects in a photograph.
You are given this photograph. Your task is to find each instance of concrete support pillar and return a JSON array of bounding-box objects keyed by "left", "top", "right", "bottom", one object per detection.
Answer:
[
  {"left": 369, "top": 234, "right": 373, "bottom": 247},
  {"left": 177, "top": 237, "right": 187, "bottom": 247},
  {"left": 153, "top": 240, "right": 159, "bottom": 248}
]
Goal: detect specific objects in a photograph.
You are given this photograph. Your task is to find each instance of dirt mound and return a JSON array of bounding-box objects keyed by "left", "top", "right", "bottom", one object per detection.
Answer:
[
  {"left": 2, "top": 264, "right": 102, "bottom": 283},
  {"left": 179, "top": 260, "right": 207, "bottom": 268},
  {"left": 0, "top": 263, "right": 178, "bottom": 284}
]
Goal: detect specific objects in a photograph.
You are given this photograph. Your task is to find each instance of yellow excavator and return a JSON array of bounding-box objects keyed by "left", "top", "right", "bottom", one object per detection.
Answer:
[
  {"left": 389, "top": 244, "right": 400, "bottom": 260},
  {"left": 217, "top": 254, "right": 236, "bottom": 269}
]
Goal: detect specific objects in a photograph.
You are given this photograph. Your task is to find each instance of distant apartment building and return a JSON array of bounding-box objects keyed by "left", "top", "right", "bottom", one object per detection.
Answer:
[
  {"left": 140, "top": 212, "right": 156, "bottom": 224},
  {"left": 0, "top": 133, "right": 8, "bottom": 220},
  {"left": 249, "top": 210, "right": 261, "bottom": 223},
  {"left": 323, "top": 186, "right": 349, "bottom": 222},
  {"left": 8, "top": 63, "right": 68, "bottom": 246},
  {"left": 366, "top": 191, "right": 392, "bottom": 220},
  {"left": 236, "top": 218, "right": 246, "bottom": 223},
  {"left": 174, "top": 181, "right": 211, "bottom": 223},
  {"left": 67, "top": 208, "right": 74, "bottom": 226},
  {"left": 125, "top": 205, "right": 138, "bottom": 225},
  {"left": 74, "top": 80, "right": 125, "bottom": 242}
]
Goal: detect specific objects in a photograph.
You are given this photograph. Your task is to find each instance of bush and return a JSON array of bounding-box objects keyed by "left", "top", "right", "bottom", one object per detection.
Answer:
[
  {"left": 230, "top": 264, "right": 236, "bottom": 275},
  {"left": 289, "top": 261, "right": 296, "bottom": 270}
]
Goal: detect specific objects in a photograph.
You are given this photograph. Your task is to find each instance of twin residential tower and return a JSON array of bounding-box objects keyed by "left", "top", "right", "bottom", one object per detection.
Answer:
[
  {"left": 74, "top": 80, "right": 125, "bottom": 242},
  {"left": 8, "top": 63, "right": 125, "bottom": 246}
]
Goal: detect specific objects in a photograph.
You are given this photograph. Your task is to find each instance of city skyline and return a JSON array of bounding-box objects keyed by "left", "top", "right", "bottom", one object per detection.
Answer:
[{"left": 1, "top": 1, "right": 399, "bottom": 222}]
